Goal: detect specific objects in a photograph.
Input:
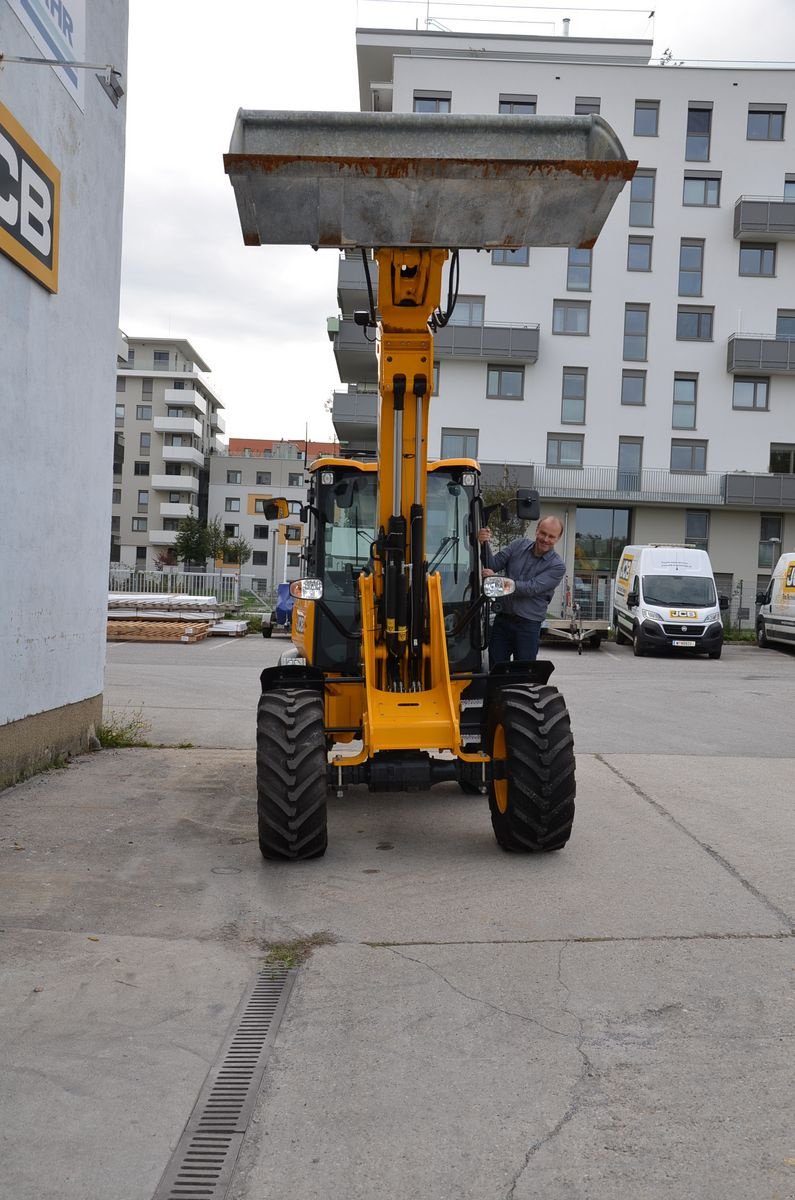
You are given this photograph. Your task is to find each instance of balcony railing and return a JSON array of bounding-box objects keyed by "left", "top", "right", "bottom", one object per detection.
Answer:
[
  {"left": 723, "top": 472, "right": 795, "bottom": 507},
  {"left": 433, "top": 321, "right": 540, "bottom": 362},
  {"left": 150, "top": 473, "right": 200, "bottom": 493},
  {"left": 527, "top": 463, "right": 726, "bottom": 506},
  {"left": 727, "top": 334, "right": 795, "bottom": 373},
  {"left": 734, "top": 195, "right": 795, "bottom": 239}
]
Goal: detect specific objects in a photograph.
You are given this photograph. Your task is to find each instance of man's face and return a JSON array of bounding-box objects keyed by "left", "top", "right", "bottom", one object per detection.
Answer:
[{"left": 534, "top": 521, "right": 562, "bottom": 555}]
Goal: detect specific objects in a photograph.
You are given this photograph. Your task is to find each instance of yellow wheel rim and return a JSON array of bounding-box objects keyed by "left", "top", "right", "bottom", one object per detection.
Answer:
[{"left": 492, "top": 723, "right": 508, "bottom": 814}]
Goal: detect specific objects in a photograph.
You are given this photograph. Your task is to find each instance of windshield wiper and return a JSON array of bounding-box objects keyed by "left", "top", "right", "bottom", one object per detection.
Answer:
[{"left": 428, "top": 535, "right": 459, "bottom": 574}]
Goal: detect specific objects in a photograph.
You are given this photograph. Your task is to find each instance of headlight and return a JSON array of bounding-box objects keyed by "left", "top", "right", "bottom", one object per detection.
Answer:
[
  {"left": 641, "top": 608, "right": 662, "bottom": 623},
  {"left": 483, "top": 576, "right": 516, "bottom": 599},
  {"left": 290, "top": 578, "right": 323, "bottom": 600}
]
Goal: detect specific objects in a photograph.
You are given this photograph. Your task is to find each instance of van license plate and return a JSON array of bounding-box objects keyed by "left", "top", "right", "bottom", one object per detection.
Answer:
[{"left": 672, "top": 639, "right": 696, "bottom": 647}]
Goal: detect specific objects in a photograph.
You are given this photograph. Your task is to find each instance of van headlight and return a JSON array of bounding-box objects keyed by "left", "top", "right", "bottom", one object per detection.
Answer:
[{"left": 641, "top": 608, "right": 662, "bottom": 623}]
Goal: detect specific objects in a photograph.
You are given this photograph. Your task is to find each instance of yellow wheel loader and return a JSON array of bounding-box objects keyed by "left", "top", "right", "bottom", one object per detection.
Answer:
[{"left": 224, "top": 110, "right": 635, "bottom": 859}]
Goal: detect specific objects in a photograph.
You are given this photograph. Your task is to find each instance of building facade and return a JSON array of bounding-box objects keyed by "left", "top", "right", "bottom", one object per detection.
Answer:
[
  {"left": 331, "top": 26, "right": 795, "bottom": 619},
  {"left": 1, "top": 2, "right": 128, "bottom": 785},
  {"left": 113, "top": 337, "right": 226, "bottom": 569}
]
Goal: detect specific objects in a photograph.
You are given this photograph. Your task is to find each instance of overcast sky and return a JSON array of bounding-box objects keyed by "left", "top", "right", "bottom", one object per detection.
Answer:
[{"left": 120, "top": 0, "right": 795, "bottom": 442}]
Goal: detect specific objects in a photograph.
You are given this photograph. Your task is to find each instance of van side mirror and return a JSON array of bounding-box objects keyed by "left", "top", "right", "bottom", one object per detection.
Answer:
[
  {"left": 755, "top": 591, "right": 766, "bottom": 605},
  {"left": 515, "top": 488, "right": 540, "bottom": 521},
  {"left": 719, "top": 595, "right": 729, "bottom": 612},
  {"left": 627, "top": 589, "right": 639, "bottom": 610}
]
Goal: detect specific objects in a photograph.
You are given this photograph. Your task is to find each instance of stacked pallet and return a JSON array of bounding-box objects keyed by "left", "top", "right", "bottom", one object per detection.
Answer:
[{"left": 107, "top": 620, "right": 212, "bottom": 643}]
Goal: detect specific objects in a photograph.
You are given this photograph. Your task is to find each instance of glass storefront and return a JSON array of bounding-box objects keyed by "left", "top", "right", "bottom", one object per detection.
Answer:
[{"left": 572, "top": 508, "right": 631, "bottom": 619}]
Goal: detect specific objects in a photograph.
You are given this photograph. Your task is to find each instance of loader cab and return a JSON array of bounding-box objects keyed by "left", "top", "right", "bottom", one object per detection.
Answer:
[{"left": 426, "top": 460, "right": 483, "bottom": 673}]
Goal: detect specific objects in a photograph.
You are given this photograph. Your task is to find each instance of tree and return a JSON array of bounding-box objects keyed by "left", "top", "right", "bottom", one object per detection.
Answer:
[
  {"left": 173, "top": 516, "right": 209, "bottom": 570},
  {"left": 205, "top": 515, "right": 227, "bottom": 564},
  {"left": 224, "top": 536, "right": 252, "bottom": 572},
  {"left": 153, "top": 548, "right": 177, "bottom": 571},
  {"left": 481, "top": 473, "right": 527, "bottom": 551}
]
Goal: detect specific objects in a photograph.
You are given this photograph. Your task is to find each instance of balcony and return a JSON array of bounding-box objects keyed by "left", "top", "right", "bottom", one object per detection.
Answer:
[
  {"left": 154, "top": 416, "right": 203, "bottom": 437},
  {"left": 723, "top": 473, "right": 795, "bottom": 508},
  {"left": 332, "top": 390, "right": 378, "bottom": 446},
  {"left": 727, "top": 335, "right": 795, "bottom": 374},
  {"left": 148, "top": 529, "right": 179, "bottom": 546},
  {"left": 337, "top": 252, "right": 377, "bottom": 316},
  {"left": 331, "top": 318, "right": 540, "bottom": 384},
  {"left": 150, "top": 474, "right": 200, "bottom": 494},
  {"left": 528, "top": 463, "right": 726, "bottom": 506},
  {"left": 162, "top": 445, "right": 206, "bottom": 468},
  {"left": 210, "top": 409, "right": 226, "bottom": 433},
  {"left": 733, "top": 195, "right": 795, "bottom": 240},
  {"left": 159, "top": 502, "right": 196, "bottom": 519},
  {"left": 165, "top": 387, "right": 206, "bottom": 416}
]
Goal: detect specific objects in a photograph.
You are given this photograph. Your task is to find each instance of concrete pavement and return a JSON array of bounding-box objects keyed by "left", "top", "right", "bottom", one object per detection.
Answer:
[{"left": 1, "top": 640, "right": 793, "bottom": 1200}]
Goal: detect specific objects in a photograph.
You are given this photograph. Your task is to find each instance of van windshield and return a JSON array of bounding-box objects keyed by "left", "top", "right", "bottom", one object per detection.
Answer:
[{"left": 642, "top": 575, "right": 716, "bottom": 607}]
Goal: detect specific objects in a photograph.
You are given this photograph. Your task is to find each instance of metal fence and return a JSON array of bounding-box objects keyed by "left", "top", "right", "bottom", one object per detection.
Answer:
[{"left": 108, "top": 569, "right": 257, "bottom": 606}]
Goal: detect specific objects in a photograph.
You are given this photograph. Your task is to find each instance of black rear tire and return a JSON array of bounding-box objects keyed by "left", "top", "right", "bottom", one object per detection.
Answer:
[
  {"left": 262, "top": 625, "right": 273, "bottom": 638},
  {"left": 756, "top": 623, "right": 769, "bottom": 648},
  {"left": 632, "top": 629, "right": 645, "bottom": 657},
  {"left": 708, "top": 647, "right": 722, "bottom": 660},
  {"left": 614, "top": 621, "right": 629, "bottom": 646},
  {"left": 257, "top": 688, "right": 328, "bottom": 860},
  {"left": 487, "top": 685, "right": 576, "bottom": 853}
]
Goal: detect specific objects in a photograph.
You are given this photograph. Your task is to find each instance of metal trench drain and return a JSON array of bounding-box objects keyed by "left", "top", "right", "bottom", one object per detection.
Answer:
[{"left": 152, "top": 968, "right": 296, "bottom": 1200}]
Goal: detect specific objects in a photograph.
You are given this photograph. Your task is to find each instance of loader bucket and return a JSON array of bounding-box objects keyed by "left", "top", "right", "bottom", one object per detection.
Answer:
[{"left": 224, "top": 110, "right": 635, "bottom": 250}]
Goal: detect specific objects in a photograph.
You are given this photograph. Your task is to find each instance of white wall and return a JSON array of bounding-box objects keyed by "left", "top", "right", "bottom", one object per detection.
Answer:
[{"left": 0, "top": 3, "right": 128, "bottom": 728}]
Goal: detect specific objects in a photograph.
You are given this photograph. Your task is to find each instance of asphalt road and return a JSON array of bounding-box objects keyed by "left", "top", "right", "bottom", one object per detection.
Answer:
[{"left": 1, "top": 636, "right": 793, "bottom": 1200}]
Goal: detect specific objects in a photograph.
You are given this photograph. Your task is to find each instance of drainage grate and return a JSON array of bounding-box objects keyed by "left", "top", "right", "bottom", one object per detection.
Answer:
[{"left": 152, "top": 967, "right": 296, "bottom": 1200}]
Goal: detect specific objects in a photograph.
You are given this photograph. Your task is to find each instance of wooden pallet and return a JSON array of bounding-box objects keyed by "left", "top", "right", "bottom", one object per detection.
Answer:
[{"left": 107, "top": 620, "right": 212, "bottom": 643}]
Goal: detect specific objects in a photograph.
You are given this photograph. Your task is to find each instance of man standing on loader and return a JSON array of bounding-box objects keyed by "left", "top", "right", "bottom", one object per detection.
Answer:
[{"left": 479, "top": 517, "right": 565, "bottom": 665}]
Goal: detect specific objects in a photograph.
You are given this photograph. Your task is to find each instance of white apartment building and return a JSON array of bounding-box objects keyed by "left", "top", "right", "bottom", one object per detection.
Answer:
[
  {"left": 114, "top": 337, "right": 226, "bottom": 569},
  {"left": 1, "top": 1, "right": 127, "bottom": 785},
  {"left": 331, "top": 25, "right": 795, "bottom": 618}
]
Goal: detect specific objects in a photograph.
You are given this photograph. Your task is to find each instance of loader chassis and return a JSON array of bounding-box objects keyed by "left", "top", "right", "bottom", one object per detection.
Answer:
[{"left": 224, "top": 110, "right": 634, "bottom": 858}]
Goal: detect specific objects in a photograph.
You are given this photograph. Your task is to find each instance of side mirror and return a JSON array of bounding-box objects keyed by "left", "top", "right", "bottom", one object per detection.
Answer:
[
  {"left": 719, "top": 595, "right": 729, "bottom": 611},
  {"left": 262, "top": 497, "right": 289, "bottom": 520},
  {"left": 516, "top": 488, "right": 540, "bottom": 521},
  {"left": 627, "top": 590, "right": 639, "bottom": 610},
  {"left": 755, "top": 591, "right": 766, "bottom": 605}
]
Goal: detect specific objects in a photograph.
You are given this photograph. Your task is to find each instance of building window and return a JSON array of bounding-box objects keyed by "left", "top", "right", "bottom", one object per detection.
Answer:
[
  {"left": 256, "top": 471, "right": 272, "bottom": 486},
  {"left": 671, "top": 439, "right": 707, "bottom": 473},
  {"left": 499, "top": 94, "right": 536, "bottom": 114},
  {"left": 685, "top": 510, "right": 710, "bottom": 550},
  {"left": 492, "top": 247, "right": 529, "bottom": 266},
  {"left": 115, "top": 404, "right": 125, "bottom": 422},
  {"left": 154, "top": 350, "right": 169, "bottom": 368},
  {"left": 672, "top": 375, "right": 698, "bottom": 429},
  {"left": 629, "top": 170, "right": 655, "bottom": 226},
  {"left": 676, "top": 306, "right": 713, "bottom": 341},
  {"left": 441, "top": 428, "right": 478, "bottom": 457},
  {"left": 633, "top": 100, "right": 659, "bottom": 136},
  {"left": 224, "top": 524, "right": 239, "bottom": 538},
  {"left": 110, "top": 515, "right": 120, "bottom": 532},
  {"left": 413, "top": 92, "right": 451, "bottom": 113},
  {"left": 252, "top": 551, "right": 269, "bottom": 566},
  {"left": 225, "top": 498, "right": 241, "bottom": 512},
  {"left": 627, "top": 236, "right": 652, "bottom": 271},
  {"left": 432, "top": 362, "right": 440, "bottom": 394},
  {"left": 112, "top": 488, "right": 121, "bottom": 504},
  {"left": 621, "top": 370, "right": 646, "bottom": 406},
  {"left": 134, "top": 461, "right": 150, "bottom": 476},
  {"left": 287, "top": 553, "right": 301, "bottom": 568},
  {"left": 253, "top": 499, "right": 271, "bottom": 514},
  {"left": 172, "top": 381, "right": 185, "bottom": 390},
  {"left": 552, "top": 299, "right": 590, "bottom": 335},
  {"left": 136, "top": 404, "right": 152, "bottom": 420},
  {"left": 683, "top": 173, "right": 720, "bottom": 206},
  {"left": 139, "top": 433, "right": 151, "bottom": 454},
  {"left": 747, "top": 105, "right": 785, "bottom": 140},
  {"left": 575, "top": 96, "right": 600, "bottom": 114},
  {"left": 566, "top": 247, "right": 592, "bottom": 290},
  {"left": 546, "top": 434, "right": 584, "bottom": 468},
  {"left": 168, "top": 492, "right": 182, "bottom": 503},
  {"left": 131, "top": 517, "right": 148, "bottom": 531},
  {"left": 135, "top": 545, "right": 147, "bottom": 563},
  {"left": 167, "top": 407, "right": 184, "bottom": 418},
  {"left": 253, "top": 525, "right": 269, "bottom": 539},
  {"left": 759, "top": 513, "right": 783, "bottom": 568},
  {"left": 449, "top": 295, "right": 484, "bottom": 326},
  {"left": 617, "top": 438, "right": 643, "bottom": 490},
  {"left": 733, "top": 377, "right": 769, "bottom": 410},
  {"left": 487, "top": 365, "right": 524, "bottom": 399},
  {"left": 679, "top": 239, "right": 704, "bottom": 296},
  {"left": 226, "top": 470, "right": 242, "bottom": 485},
  {"left": 137, "top": 489, "right": 149, "bottom": 507},
  {"left": 285, "top": 525, "right": 302, "bottom": 541},
  {"left": 770, "top": 444, "right": 795, "bottom": 473},
  {"left": 776, "top": 309, "right": 795, "bottom": 339},
  {"left": 784, "top": 176, "right": 795, "bottom": 200},
  {"left": 623, "top": 304, "right": 649, "bottom": 361},
  {"left": 288, "top": 472, "right": 303, "bottom": 486},
  {"left": 739, "top": 242, "right": 776, "bottom": 276},
  {"left": 686, "top": 105, "right": 712, "bottom": 160},
  {"left": 116, "top": 376, "right": 126, "bottom": 393},
  {"left": 561, "top": 368, "right": 587, "bottom": 424},
  {"left": 141, "top": 378, "right": 153, "bottom": 395}
]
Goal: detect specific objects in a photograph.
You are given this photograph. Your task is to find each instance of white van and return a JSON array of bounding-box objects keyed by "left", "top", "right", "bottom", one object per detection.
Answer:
[
  {"left": 756, "top": 551, "right": 795, "bottom": 650},
  {"left": 613, "top": 544, "right": 726, "bottom": 658}
]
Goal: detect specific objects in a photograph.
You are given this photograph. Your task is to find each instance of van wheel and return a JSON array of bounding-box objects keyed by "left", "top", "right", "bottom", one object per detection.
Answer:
[
  {"left": 262, "top": 624, "right": 273, "bottom": 638},
  {"left": 614, "top": 621, "right": 629, "bottom": 646},
  {"left": 632, "top": 630, "right": 645, "bottom": 657},
  {"left": 487, "top": 685, "right": 576, "bottom": 853},
  {"left": 708, "top": 647, "right": 722, "bottom": 660},
  {"left": 756, "top": 623, "right": 769, "bottom": 648}
]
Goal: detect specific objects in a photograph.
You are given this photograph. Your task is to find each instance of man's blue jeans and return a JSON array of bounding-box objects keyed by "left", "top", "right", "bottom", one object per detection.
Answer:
[{"left": 488, "top": 613, "right": 541, "bottom": 669}]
